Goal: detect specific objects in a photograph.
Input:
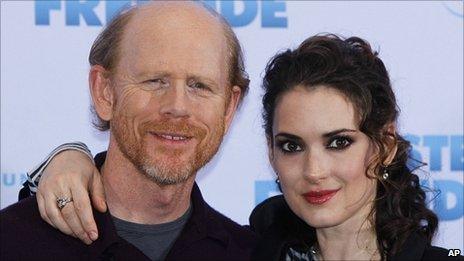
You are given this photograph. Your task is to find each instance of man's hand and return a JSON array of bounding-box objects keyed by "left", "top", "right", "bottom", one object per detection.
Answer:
[{"left": 36, "top": 150, "right": 106, "bottom": 245}]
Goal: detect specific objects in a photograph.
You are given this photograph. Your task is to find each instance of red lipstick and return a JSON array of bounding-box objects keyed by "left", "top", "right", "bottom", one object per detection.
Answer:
[{"left": 303, "top": 189, "right": 339, "bottom": 205}]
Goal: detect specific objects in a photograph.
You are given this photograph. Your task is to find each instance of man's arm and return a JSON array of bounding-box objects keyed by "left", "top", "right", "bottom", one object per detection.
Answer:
[{"left": 20, "top": 142, "right": 106, "bottom": 245}]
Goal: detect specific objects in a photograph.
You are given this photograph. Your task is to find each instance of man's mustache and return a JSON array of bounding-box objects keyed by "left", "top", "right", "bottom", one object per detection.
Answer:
[{"left": 140, "top": 120, "right": 207, "bottom": 139}]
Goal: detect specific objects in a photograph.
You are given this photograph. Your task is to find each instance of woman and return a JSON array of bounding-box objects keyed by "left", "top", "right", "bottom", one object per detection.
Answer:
[
  {"left": 20, "top": 35, "right": 455, "bottom": 260},
  {"left": 249, "top": 34, "right": 449, "bottom": 260}
]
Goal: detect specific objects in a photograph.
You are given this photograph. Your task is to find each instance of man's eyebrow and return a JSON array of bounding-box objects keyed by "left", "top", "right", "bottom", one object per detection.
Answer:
[
  {"left": 135, "top": 72, "right": 218, "bottom": 86},
  {"left": 187, "top": 74, "right": 218, "bottom": 87},
  {"left": 322, "top": 128, "right": 357, "bottom": 138},
  {"left": 274, "top": 132, "right": 303, "bottom": 141},
  {"left": 135, "top": 71, "right": 171, "bottom": 79}
]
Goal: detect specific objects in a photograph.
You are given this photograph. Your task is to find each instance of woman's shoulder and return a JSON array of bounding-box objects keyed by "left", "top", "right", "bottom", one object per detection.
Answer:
[
  {"left": 249, "top": 195, "right": 316, "bottom": 260},
  {"left": 391, "top": 232, "right": 463, "bottom": 261},
  {"left": 421, "top": 245, "right": 463, "bottom": 261},
  {"left": 249, "top": 195, "right": 290, "bottom": 234}
]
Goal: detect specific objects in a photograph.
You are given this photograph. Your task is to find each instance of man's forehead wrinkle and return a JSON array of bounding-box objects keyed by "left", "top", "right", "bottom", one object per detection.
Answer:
[
  {"left": 117, "top": 61, "right": 222, "bottom": 89},
  {"left": 130, "top": 56, "right": 221, "bottom": 77},
  {"left": 123, "top": 37, "right": 226, "bottom": 84}
]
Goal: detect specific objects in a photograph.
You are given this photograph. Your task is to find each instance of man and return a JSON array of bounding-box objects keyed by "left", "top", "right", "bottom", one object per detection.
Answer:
[{"left": 0, "top": 2, "right": 257, "bottom": 260}]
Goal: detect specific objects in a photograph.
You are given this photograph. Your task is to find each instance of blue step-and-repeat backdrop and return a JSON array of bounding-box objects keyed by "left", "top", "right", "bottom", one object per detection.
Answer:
[{"left": 1, "top": 0, "right": 463, "bottom": 250}]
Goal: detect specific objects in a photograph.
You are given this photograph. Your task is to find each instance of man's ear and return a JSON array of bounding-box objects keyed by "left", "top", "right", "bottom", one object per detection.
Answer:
[
  {"left": 382, "top": 123, "right": 398, "bottom": 166},
  {"left": 223, "top": 85, "right": 241, "bottom": 134},
  {"left": 89, "top": 65, "right": 114, "bottom": 122}
]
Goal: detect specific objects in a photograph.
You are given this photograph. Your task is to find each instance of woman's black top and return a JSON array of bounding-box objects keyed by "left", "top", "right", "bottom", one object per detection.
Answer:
[{"left": 249, "top": 195, "right": 462, "bottom": 261}]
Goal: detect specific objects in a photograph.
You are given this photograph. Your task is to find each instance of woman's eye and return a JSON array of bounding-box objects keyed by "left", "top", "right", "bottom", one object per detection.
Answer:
[
  {"left": 327, "top": 136, "right": 352, "bottom": 150},
  {"left": 280, "top": 141, "right": 303, "bottom": 153}
]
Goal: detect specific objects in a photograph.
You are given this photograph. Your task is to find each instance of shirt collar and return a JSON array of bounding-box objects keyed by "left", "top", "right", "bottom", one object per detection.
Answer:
[
  {"left": 57, "top": 204, "right": 143, "bottom": 258},
  {"left": 88, "top": 207, "right": 125, "bottom": 255},
  {"left": 189, "top": 182, "right": 230, "bottom": 244},
  {"left": 93, "top": 151, "right": 231, "bottom": 251}
]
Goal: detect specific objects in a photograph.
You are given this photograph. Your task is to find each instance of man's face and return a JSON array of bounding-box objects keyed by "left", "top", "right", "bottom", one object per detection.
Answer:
[{"left": 106, "top": 5, "right": 237, "bottom": 185}]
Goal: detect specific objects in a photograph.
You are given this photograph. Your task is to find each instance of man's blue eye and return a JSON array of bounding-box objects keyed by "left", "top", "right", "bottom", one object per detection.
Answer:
[
  {"left": 280, "top": 141, "right": 302, "bottom": 153},
  {"left": 149, "top": 78, "right": 166, "bottom": 84},
  {"left": 327, "top": 136, "right": 352, "bottom": 150},
  {"left": 144, "top": 78, "right": 169, "bottom": 89},
  {"left": 190, "top": 82, "right": 207, "bottom": 90}
]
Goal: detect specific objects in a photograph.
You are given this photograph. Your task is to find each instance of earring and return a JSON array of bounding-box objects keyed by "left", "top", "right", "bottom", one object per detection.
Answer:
[
  {"left": 382, "top": 168, "right": 389, "bottom": 180},
  {"left": 275, "top": 177, "right": 280, "bottom": 184}
]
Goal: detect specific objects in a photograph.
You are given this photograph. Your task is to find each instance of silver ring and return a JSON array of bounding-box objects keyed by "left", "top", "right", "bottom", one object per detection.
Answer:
[{"left": 56, "top": 197, "right": 73, "bottom": 210}]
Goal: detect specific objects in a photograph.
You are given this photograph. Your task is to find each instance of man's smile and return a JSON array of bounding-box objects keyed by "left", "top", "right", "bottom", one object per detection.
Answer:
[{"left": 149, "top": 131, "right": 194, "bottom": 147}]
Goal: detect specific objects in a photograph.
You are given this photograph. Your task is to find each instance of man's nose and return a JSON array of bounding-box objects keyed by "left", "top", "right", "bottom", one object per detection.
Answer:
[
  {"left": 303, "top": 151, "right": 329, "bottom": 184},
  {"left": 159, "top": 82, "right": 191, "bottom": 119}
]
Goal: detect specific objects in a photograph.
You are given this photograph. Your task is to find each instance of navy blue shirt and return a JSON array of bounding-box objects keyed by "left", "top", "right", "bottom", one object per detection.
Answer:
[{"left": 2, "top": 152, "right": 257, "bottom": 260}]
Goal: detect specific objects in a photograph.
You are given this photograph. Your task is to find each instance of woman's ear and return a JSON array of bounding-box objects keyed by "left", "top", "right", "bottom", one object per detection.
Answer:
[
  {"left": 89, "top": 65, "right": 115, "bottom": 122},
  {"left": 382, "top": 123, "right": 398, "bottom": 166}
]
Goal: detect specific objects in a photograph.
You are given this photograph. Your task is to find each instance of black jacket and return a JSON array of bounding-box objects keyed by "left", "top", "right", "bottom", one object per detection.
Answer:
[
  {"left": 249, "top": 195, "right": 462, "bottom": 261},
  {"left": 3, "top": 152, "right": 257, "bottom": 261}
]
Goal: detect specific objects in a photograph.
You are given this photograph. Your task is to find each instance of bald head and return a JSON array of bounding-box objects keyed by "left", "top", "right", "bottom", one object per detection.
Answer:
[
  {"left": 118, "top": 2, "right": 227, "bottom": 80},
  {"left": 133, "top": 1, "right": 222, "bottom": 26},
  {"left": 89, "top": 1, "right": 248, "bottom": 131},
  {"left": 124, "top": 1, "right": 225, "bottom": 43}
]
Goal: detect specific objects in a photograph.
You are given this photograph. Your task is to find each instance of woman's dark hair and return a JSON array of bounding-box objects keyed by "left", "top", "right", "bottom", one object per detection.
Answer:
[{"left": 262, "top": 34, "right": 438, "bottom": 257}]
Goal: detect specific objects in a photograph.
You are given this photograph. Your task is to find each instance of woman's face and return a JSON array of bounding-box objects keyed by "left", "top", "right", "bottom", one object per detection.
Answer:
[{"left": 270, "top": 86, "right": 378, "bottom": 229}]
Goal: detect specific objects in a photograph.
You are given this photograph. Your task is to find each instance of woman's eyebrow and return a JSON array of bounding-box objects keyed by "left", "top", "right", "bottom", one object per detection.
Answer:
[
  {"left": 274, "top": 132, "right": 303, "bottom": 141},
  {"left": 322, "top": 128, "right": 357, "bottom": 138}
]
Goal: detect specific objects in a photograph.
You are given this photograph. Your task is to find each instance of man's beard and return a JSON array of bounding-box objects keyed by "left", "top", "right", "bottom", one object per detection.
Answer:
[{"left": 111, "top": 111, "right": 225, "bottom": 186}]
